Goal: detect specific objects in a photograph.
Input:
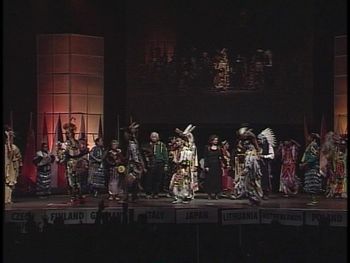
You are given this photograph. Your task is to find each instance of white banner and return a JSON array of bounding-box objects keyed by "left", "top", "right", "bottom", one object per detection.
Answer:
[
  {"left": 260, "top": 209, "right": 304, "bottom": 226},
  {"left": 85, "top": 208, "right": 126, "bottom": 224},
  {"left": 176, "top": 208, "right": 218, "bottom": 224},
  {"left": 221, "top": 209, "right": 259, "bottom": 225},
  {"left": 46, "top": 209, "right": 87, "bottom": 224},
  {"left": 133, "top": 207, "right": 175, "bottom": 223},
  {"left": 305, "top": 210, "right": 347, "bottom": 227},
  {"left": 4, "top": 210, "right": 45, "bottom": 223}
]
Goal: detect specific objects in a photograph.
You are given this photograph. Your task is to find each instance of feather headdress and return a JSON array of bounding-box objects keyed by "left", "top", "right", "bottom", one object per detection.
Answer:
[
  {"left": 258, "top": 128, "right": 277, "bottom": 147},
  {"left": 237, "top": 127, "right": 253, "bottom": 136},
  {"left": 175, "top": 124, "right": 196, "bottom": 144}
]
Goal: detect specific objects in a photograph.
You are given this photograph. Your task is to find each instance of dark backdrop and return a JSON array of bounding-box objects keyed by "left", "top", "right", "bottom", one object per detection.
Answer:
[{"left": 3, "top": 0, "right": 347, "bottom": 150}]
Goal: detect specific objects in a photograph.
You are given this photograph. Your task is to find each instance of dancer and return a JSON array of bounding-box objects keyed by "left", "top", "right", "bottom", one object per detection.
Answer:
[
  {"left": 76, "top": 139, "right": 89, "bottom": 195},
  {"left": 231, "top": 128, "right": 249, "bottom": 199},
  {"left": 175, "top": 124, "right": 199, "bottom": 199},
  {"left": 4, "top": 126, "right": 22, "bottom": 204},
  {"left": 124, "top": 122, "right": 145, "bottom": 202},
  {"left": 300, "top": 133, "right": 321, "bottom": 205},
  {"left": 105, "top": 140, "right": 126, "bottom": 201},
  {"left": 335, "top": 135, "right": 347, "bottom": 198},
  {"left": 57, "top": 121, "right": 84, "bottom": 203},
  {"left": 257, "top": 128, "right": 276, "bottom": 200},
  {"left": 277, "top": 139, "right": 300, "bottom": 197},
  {"left": 221, "top": 140, "right": 234, "bottom": 197},
  {"left": 233, "top": 127, "right": 262, "bottom": 205},
  {"left": 88, "top": 137, "right": 106, "bottom": 198},
  {"left": 169, "top": 137, "right": 192, "bottom": 204},
  {"left": 320, "top": 131, "right": 348, "bottom": 198},
  {"left": 320, "top": 131, "right": 336, "bottom": 197},
  {"left": 33, "top": 142, "right": 55, "bottom": 197}
]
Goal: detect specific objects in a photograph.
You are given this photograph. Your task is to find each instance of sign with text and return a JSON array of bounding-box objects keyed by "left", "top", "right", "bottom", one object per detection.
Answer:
[
  {"left": 134, "top": 207, "right": 175, "bottom": 223},
  {"left": 46, "top": 209, "right": 87, "bottom": 224},
  {"left": 305, "top": 211, "right": 347, "bottom": 227},
  {"left": 221, "top": 209, "right": 259, "bottom": 225},
  {"left": 85, "top": 208, "right": 127, "bottom": 224},
  {"left": 4, "top": 210, "right": 45, "bottom": 223},
  {"left": 176, "top": 208, "right": 218, "bottom": 224},
  {"left": 260, "top": 209, "right": 304, "bottom": 226}
]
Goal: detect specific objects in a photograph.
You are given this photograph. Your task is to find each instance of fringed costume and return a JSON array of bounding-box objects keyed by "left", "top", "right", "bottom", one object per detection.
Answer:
[
  {"left": 76, "top": 140, "right": 89, "bottom": 194},
  {"left": 300, "top": 133, "right": 321, "bottom": 205},
  {"left": 278, "top": 140, "right": 300, "bottom": 196},
  {"left": 88, "top": 138, "right": 106, "bottom": 197},
  {"left": 105, "top": 140, "right": 126, "bottom": 200},
  {"left": 57, "top": 122, "right": 84, "bottom": 202},
  {"left": 221, "top": 141, "right": 234, "bottom": 196},
  {"left": 33, "top": 144, "right": 55, "bottom": 196},
  {"left": 124, "top": 122, "right": 145, "bottom": 202}
]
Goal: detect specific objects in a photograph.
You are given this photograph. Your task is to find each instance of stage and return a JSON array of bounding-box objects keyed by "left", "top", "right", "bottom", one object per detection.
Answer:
[{"left": 4, "top": 193, "right": 347, "bottom": 227}]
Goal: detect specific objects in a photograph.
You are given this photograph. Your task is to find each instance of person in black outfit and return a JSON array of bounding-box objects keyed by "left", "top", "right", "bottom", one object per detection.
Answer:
[{"left": 204, "top": 135, "right": 223, "bottom": 199}]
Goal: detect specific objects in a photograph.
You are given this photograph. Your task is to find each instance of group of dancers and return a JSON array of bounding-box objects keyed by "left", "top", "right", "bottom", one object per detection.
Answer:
[{"left": 4, "top": 121, "right": 347, "bottom": 206}]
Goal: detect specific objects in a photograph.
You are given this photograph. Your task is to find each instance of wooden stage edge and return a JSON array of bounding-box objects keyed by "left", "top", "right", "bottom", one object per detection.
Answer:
[{"left": 4, "top": 193, "right": 347, "bottom": 226}]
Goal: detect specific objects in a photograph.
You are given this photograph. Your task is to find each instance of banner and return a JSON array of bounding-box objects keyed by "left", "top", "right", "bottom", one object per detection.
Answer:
[
  {"left": 221, "top": 209, "right": 259, "bottom": 225},
  {"left": 176, "top": 208, "right": 218, "bottom": 224},
  {"left": 305, "top": 210, "right": 347, "bottom": 227},
  {"left": 85, "top": 208, "right": 127, "bottom": 224},
  {"left": 46, "top": 209, "right": 87, "bottom": 224},
  {"left": 4, "top": 210, "right": 45, "bottom": 223},
  {"left": 260, "top": 209, "right": 304, "bottom": 226},
  {"left": 134, "top": 207, "right": 175, "bottom": 223}
]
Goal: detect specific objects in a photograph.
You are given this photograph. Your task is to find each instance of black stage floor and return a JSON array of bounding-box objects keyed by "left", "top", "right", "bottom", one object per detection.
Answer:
[
  {"left": 4, "top": 193, "right": 347, "bottom": 226},
  {"left": 4, "top": 193, "right": 347, "bottom": 210}
]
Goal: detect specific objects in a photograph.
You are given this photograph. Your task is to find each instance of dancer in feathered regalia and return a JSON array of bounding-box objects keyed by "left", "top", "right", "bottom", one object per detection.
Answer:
[
  {"left": 242, "top": 128, "right": 263, "bottom": 205},
  {"left": 175, "top": 124, "right": 199, "bottom": 199},
  {"left": 277, "top": 139, "right": 300, "bottom": 197},
  {"left": 232, "top": 127, "right": 250, "bottom": 199},
  {"left": 170, "top": 124, "right": 198, "bottom": 203},
  {"left": 257, "top": 128, "right": 276, "bottom": 200},
  {"left": 124, "top": 122, "right": 145, "bottom": 202},
  {"left": 57, "top": 121, "right": 85, "bottom": 203},
  {"left": 232, "top": 127, "right": 262, "bottom": 205},
  {"left": 169, "top": 137, "right": 191, "bottom": 203}
]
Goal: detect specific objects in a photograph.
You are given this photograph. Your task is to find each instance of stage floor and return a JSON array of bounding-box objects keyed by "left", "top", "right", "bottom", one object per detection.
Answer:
[
  {"left": 4, "top": 193, "right": 347, "bottom": 226},
  {"left": 4, "top": 193, "right": 348, "bottom": 210}
]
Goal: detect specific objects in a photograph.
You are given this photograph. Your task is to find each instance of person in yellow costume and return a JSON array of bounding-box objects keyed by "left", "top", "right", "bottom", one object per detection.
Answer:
[{"left": 4, "top": 125, "right": 22, "bottom": 204}]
